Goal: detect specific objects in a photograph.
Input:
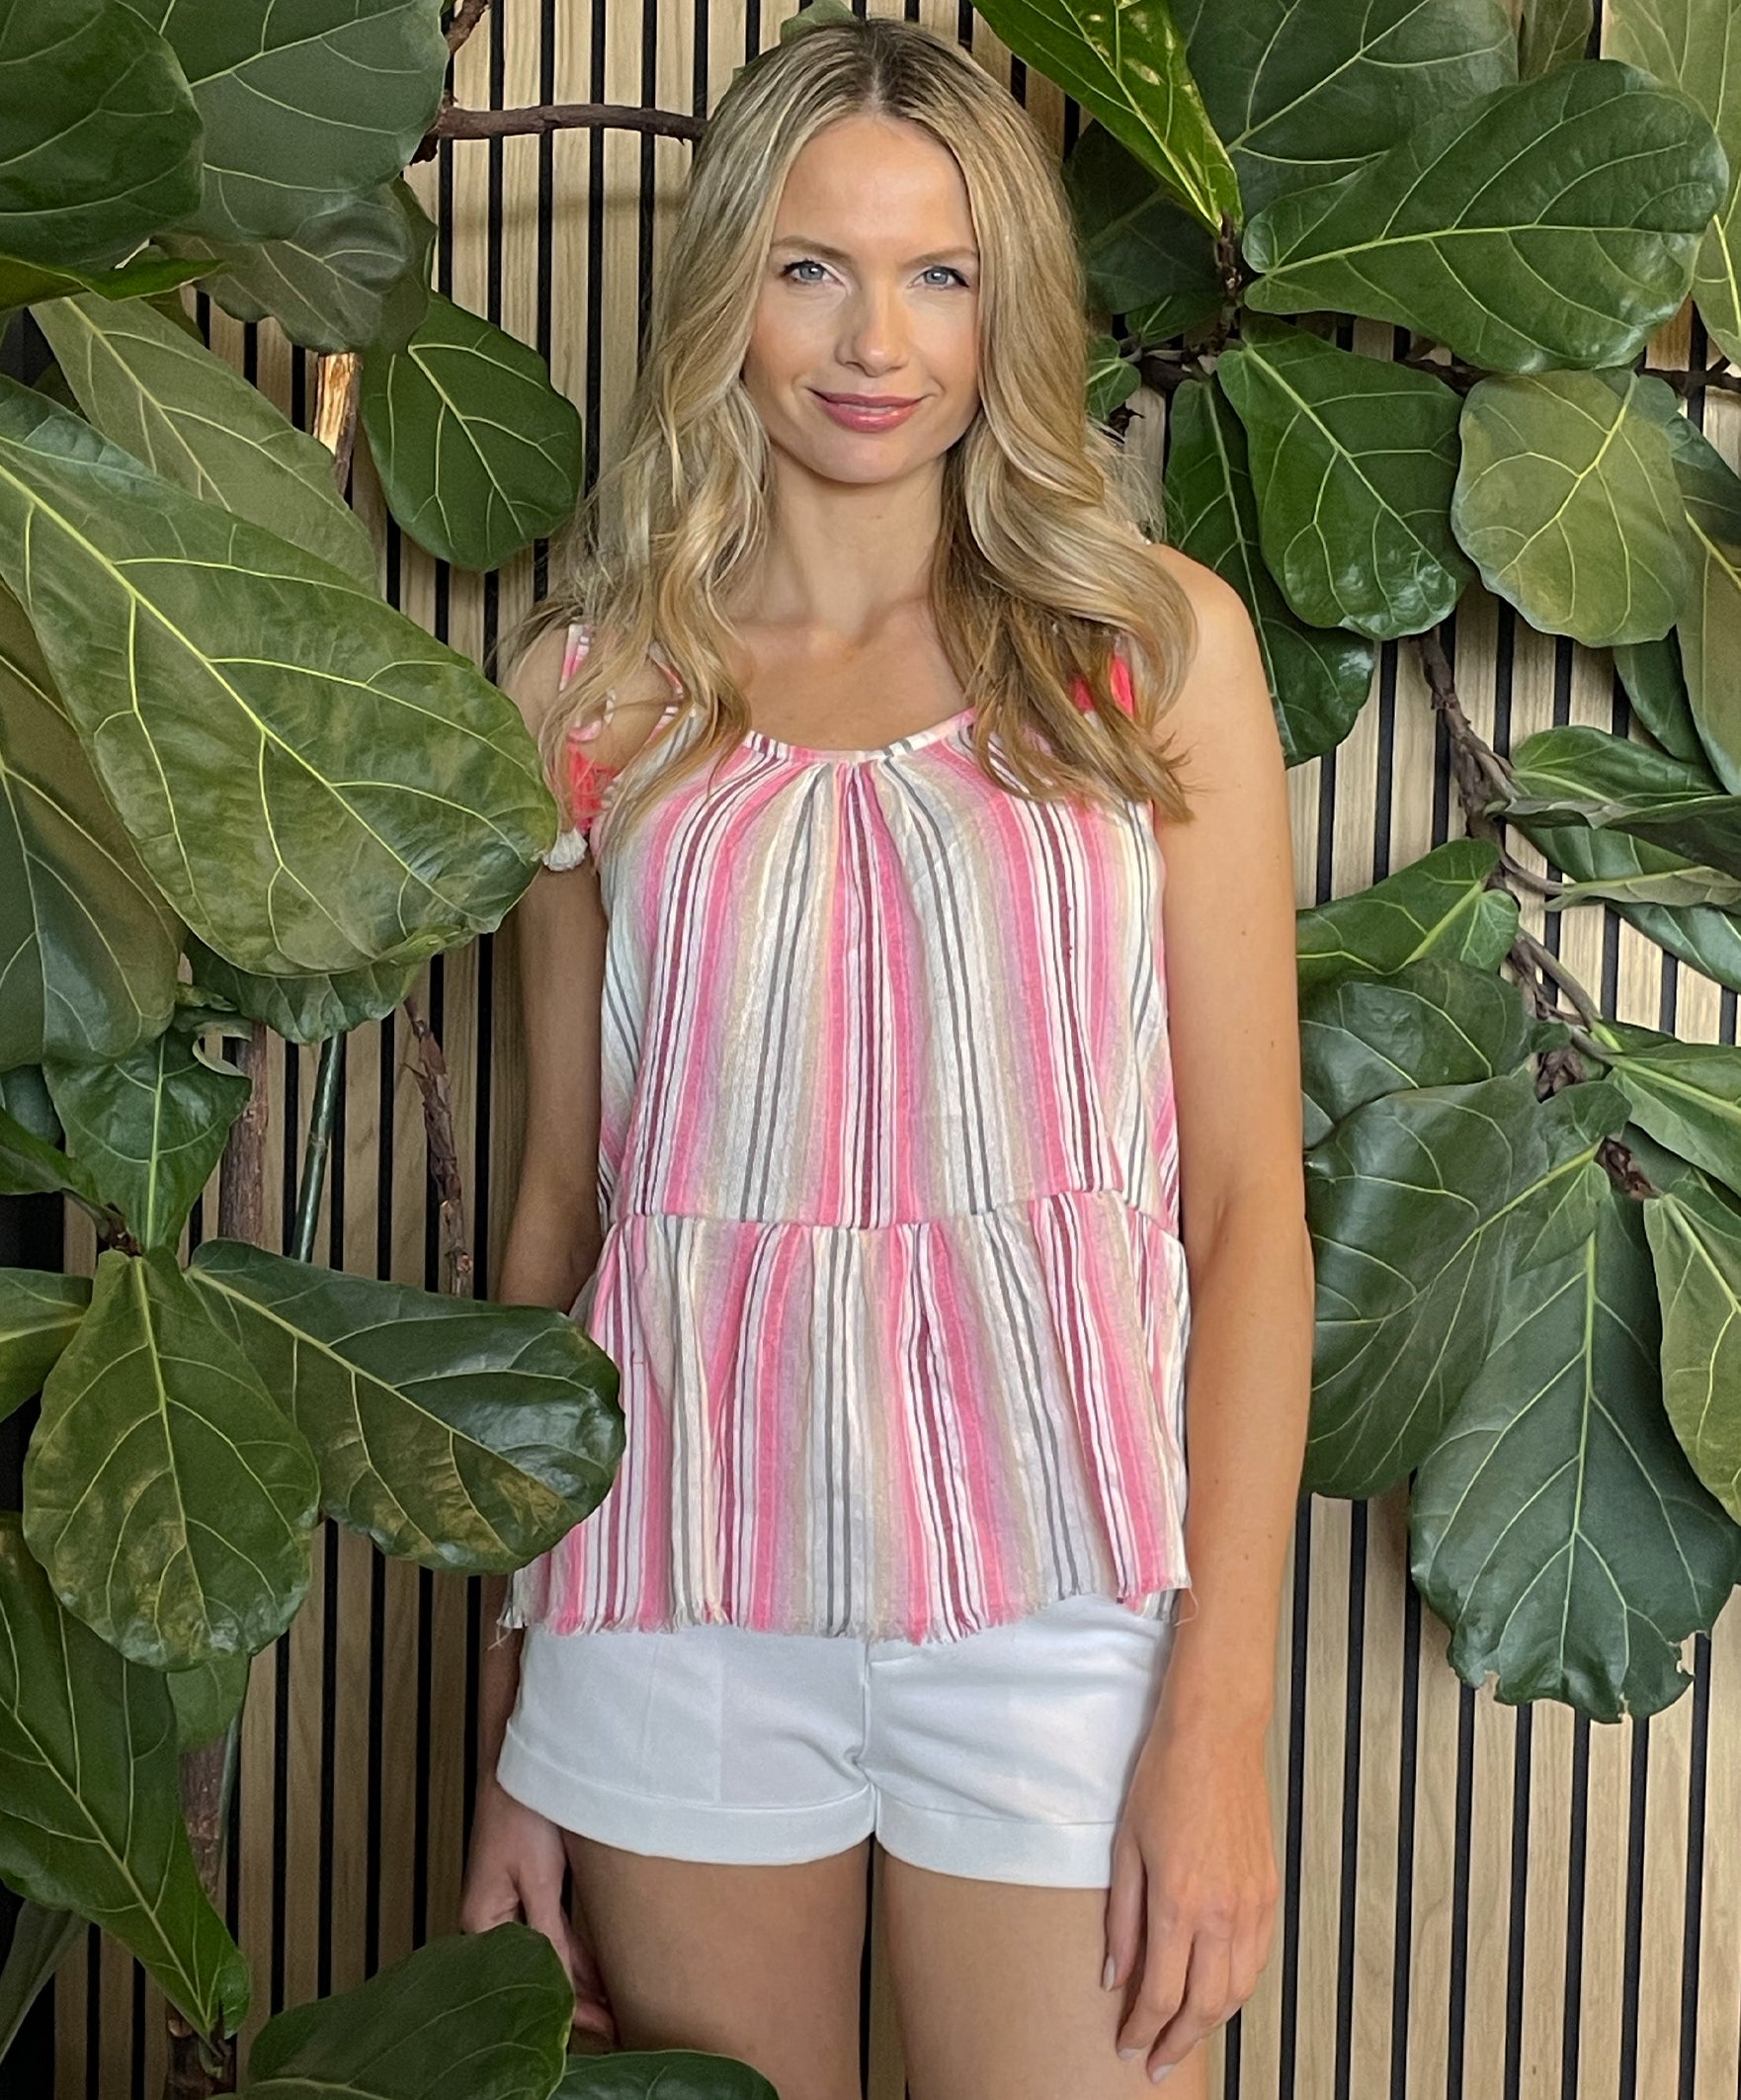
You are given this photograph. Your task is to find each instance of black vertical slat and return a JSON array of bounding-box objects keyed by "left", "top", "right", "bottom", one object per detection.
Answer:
[
  {"left": 1447, "top": 1682, "right": 1476, "bottom": 2098},
  {"left": 129, "top": 1939, "right": 145, "bottom": 2100},
  {"left": 1505, "top": 1705, "right": 1533, "bottom": 2100},
  {"left": 1619, "top": 1719, "right": 1650, "bottom": 2098},
  {"left": 1334, "top": 1497, "right": 1366, "bottom": 2100},
  {"left": 1561, "top": 1711, "right": 1591, "bottom": 2100},
  {"left": 83, "top": 1925, "right": 100, "bottom": 2100},
  {"left": 587, "top": 0, "right": 609, "bottom": 495},
  {"left": 365, "top": 1542, "right": 387, "bottom": 1977},
  {"left": 1389, "top": 1570, "right": 1421, "bottom": 2100},
  {"left": 1278, "top": 1497, "right": 1312, "bottom": 2100},
  {"left": 317, "top": 1515, "right": 341, "bottom": 2003},
  {"left": 1491, "top": 600, "right": 1532, "bottom": 2100},
  {"left": 316, "top": 1033, "right": 350, "bottom": 1998}
]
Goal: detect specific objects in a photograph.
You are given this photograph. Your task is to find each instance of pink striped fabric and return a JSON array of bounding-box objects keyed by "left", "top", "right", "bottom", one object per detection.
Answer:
[{"left": 503, "top": 622, "right": 1193, "bottom": 1644}]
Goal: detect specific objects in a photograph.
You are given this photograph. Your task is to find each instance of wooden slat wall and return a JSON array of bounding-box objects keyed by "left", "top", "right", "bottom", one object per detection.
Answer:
[{"left": 45, "top": 2, "right": 1741, "bottom": 2093}]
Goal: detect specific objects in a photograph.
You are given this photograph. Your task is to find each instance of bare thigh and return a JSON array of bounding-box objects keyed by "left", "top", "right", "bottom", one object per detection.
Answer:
[
  {"left": 562, "top": 1829, "right": 870, "bottom": 2100},
  {"left": 879, "top": 1849, "right": 1209, "bottom": 2100}
]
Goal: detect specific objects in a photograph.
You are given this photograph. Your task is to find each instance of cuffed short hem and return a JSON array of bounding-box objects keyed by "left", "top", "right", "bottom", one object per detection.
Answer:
[
  {"left": 874, "top": 1791, "right": 1117, "bottom": 1890},
  {"left": 496, "top": 1722, "right": 877, "bottom": 1865}
]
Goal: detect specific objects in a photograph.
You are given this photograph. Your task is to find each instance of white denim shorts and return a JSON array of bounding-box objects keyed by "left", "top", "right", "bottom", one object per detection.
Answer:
[{"left": 495, "top": 1589, "right": 1181, "bottom": 1889}]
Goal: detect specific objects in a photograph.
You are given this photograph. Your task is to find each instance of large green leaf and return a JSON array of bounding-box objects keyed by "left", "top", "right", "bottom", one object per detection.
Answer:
[
  {"left": 24, "top": 1247, "right": 318, "bottom": 1669},
  {"left": 0, "top": 1513, "right": 249, "bottom": 2036},
  {"left": 0, "top": 587, "right": 182, "bottom": 1069},
  {"left": 158, "top": 177, "right": 437, "bottom": 357},
  {"left": 117, "top": 0, "right": 450, "bottom": 247},
  {"left": 1500, "top": 724, "right": 1741, "bottom": 878},
  {"left": 1065, "top": 125, "right": 1222, "bottom": 342},
  {"left": 1518, "top": 0, "right": 1592, "bottom": 78},
  {"left": 1304, "top": 1067, "right": 1627, "bottom": 1497},
  {"left": 360, "top": 292, "right": 585, "bottom": 573},
  {"left": 1593, "top": 1019, "right": 1741, "bottom": 1203},
  {"left": 1295, "top": 836, "right": 1518, "bottom": 994},
  {"left": 188, "top": 1239, "right": 623, "bottom": 1571},
  {"left": 0, "top": 1064, "right": 59, "bottom": 1146},
  {"left": 165, "top": 1649, "right": 249, "bottom": 1753},
  {"left": 1299, "top": 952, "right": 1545, "bottom": 1146},
  {"left": 0, "top": 1106, "right": 107, "bottom": 1210},
  {"left": 1545, "top": 860, "right": 1741, "bottom": 912},
  {"left": 0, "top": 1900, "right": 84, "bottom": 2065},
  {"left": 1452, "top": 371, "right": 1692, "bottom": 647},
  {"left": 1217, "top": 323, "right": 1469, "bottom": 639},
  {"left": 1662, "top": 416, "right": 1741, "bottom": 793},
  {"left": 962, "top": 0, "right": 1239, "bottom": 233},
  {"left": 1513, "top": 813, "right": 1741, "bottom": 994},
  {"left": 1088, "top": 336, "right": 1141, "bottom": 422},
  {"left": 1643, "top": 1156, "right": 1741, "bottom": 1524},
  {"left": 1606, "top": 0, "right": 1741, "bottom": 368},
  {"left": 0, "top": 252, "right": 208, "bottom": 311},
  {"left": 0, "top": 380, "right": 555, "bottom": 977},
  {"left": 553, "top": 2057, "right": 779, "bottom": 2098},
  {"left": 33, "top": 293, "right": 376, "bottom": 589},
  {"left": 246, "top": 1923, "right": 571, "bottom": 2100},
  {"left": 0, "top": 1270, "right": 88, "bottom": 1426},
  {"left": 1173, "top": 0, "right": 1515, "bottom": 216},
  {"left": 1615, "top": 630, "right": 1706, "bottom": 767},
  {"left": 41, "top": 1028, "right": 249, "bottom": 1251},
  {"left": 0, "top": 0, "right": 203, "bottom": 271},
  {"left": 184, "top": 933, "right": 421, "bottom": 1045},
  {"left": 1411, "top": 1181, "right": 1741, "bottom": 1719},
  {"left": 1164, "top": 378, "right": 1374, "bottom": 765},
  {"left": 1243, "top": 60, "right": 1729, "bottom": 373}
]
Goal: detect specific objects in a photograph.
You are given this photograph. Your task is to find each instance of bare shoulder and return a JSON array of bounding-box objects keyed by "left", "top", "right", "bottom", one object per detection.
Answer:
[
  {"left": 1145, "top": 540, "right": 1253, "bottom": 651},
  {"left": 1134, "top": 539, "right": 1281, "bottom": 820},
  {"left": 499, "top": 619, "right": 684, "bottom": 773}
]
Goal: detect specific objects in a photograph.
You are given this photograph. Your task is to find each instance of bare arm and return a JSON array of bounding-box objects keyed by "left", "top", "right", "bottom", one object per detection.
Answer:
[
  {"left": 1104, "top": 546, "right": 1311, "bottom": 2072},
  {"left": 463, "top": 624, "right": 678, "bottom": 2039},
  {"left": 1148, "top": 547, "right": 1314, "bottom": 1732},
  {"left": 476, "top": 622, "right": 610, "bottom": 1775}
]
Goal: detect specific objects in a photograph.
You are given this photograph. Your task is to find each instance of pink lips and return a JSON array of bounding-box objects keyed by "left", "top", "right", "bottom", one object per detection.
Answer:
[{"left": 814, "top": 390, "right": 922, "bottom": 432}]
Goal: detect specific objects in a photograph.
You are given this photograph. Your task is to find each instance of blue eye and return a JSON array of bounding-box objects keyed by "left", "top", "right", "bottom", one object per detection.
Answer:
[{"left": 779, "top": 259, "right": 972, "bottom": 288}]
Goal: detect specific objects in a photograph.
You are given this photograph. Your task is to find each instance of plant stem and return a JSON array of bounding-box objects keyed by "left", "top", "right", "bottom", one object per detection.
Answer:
[
  {"left": 444, "top": 0, "right": 491, "bottom": 52},
  {"left": 290, "top": 1036, "right": 344, "bottom": 1266},
  {"left": 1411, "top": 626, "right": 1657, "bottom": 1199},
  {"left": 217, "top": 1024, "right": 269, "bottom": 1247},
  {"left": 164, "top": 1023, "right": 271, "bottom": 2096},
  {"left": 415, "top": 99, "right": 704, "bottom": 161},
  {"left": 401, "top": 992, "right": 474, "bottom": 1297},
  {"left": 311, "top": 354, "right": 363, "bottom": 498}
]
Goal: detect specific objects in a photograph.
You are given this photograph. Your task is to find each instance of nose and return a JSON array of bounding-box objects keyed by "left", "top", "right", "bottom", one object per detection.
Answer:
[{"left": 840, "top": 277, "right": 908, "bottom": 372}]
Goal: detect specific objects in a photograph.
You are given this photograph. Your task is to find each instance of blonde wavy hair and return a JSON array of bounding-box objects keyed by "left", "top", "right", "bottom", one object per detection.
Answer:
[{"left": 493, "top": 10, "right": 1200, "bottom": 861}]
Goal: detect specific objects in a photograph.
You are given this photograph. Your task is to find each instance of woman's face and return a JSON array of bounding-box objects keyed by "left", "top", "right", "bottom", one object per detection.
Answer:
[{"left": 741, "top": 113, "right": 982, "bottom": 487}]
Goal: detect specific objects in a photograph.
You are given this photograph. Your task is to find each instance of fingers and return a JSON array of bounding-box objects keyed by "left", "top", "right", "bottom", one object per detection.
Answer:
[
  {"left": 1115, "top": 1871, "right": 1277, "bottom": 2078},
  {"left": 1147, "top": 1932, "right": 1231, "bottom": 2076},
  {"left": 522, "top": 1881, "right": 619, "bottom": 2043},
  {"left": 1116, "top": 1872, "right": 1193, "bottom": 2065},
  {"left": 1102, "top": 1831, "right": 1145, "bottom": 1994}
]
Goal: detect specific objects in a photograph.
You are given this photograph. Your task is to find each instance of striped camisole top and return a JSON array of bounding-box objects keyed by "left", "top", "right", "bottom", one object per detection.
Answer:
[{"left": 501, "top": 620, "right": 1193, "bottom": 1645}]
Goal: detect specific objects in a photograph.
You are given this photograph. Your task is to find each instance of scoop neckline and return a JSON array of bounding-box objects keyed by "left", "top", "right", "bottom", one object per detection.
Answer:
[{"left": 743, "top": 706, "right": 977, "bottom": 764}]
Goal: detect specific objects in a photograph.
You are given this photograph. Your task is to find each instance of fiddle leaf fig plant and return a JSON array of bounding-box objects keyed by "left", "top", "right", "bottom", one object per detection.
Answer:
[{"left": 980, "top": 0, "right": 1741, "bottom": 1722}]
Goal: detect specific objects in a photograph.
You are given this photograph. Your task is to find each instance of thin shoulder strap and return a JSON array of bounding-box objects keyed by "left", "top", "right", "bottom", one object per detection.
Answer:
[{"left": 561, "top": 621, "right": 682, "bottom": 703}]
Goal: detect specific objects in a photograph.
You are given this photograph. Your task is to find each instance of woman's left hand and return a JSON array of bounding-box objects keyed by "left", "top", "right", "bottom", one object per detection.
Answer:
[{"left": 1103, "top": 1689, "right": 1280, "bottom": 2081}]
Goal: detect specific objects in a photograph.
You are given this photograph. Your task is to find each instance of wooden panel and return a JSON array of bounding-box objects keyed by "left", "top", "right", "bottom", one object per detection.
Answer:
[{"left": 46, "top": 3, "right": 1741, "bottom": 2094}]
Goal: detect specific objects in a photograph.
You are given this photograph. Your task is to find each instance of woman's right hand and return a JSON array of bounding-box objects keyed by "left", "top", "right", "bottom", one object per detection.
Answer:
[{"left": 461, "top": 1774, "right": 619, "bottom": 2046}]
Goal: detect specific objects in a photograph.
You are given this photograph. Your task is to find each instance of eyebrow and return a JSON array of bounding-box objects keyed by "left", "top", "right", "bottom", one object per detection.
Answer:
[{"left": 771, "top": 237, "right": 978, "bottom": 267}]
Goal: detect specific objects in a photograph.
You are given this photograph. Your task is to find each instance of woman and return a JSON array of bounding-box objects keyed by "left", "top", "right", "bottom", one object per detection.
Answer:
[{"left": 461, "top": 16, "right": 1311, "bottom": 2096}]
